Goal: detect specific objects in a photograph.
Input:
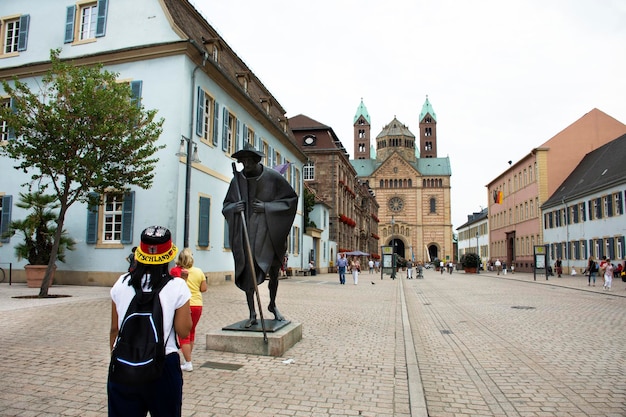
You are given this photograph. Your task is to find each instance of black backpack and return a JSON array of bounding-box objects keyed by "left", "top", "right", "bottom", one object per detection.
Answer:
[{"left": 109, "top": 279, "right": 170, "bottom": 385}]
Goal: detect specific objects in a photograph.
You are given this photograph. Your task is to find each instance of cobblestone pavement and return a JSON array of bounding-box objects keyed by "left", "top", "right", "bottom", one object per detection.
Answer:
[{"left": 0, "top": 269, "right": 624, "bottom": 416}]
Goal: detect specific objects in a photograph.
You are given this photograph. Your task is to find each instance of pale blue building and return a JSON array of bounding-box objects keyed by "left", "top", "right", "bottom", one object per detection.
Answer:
[{"left": 0, "top": 0, "right": 307, "bottom": 285}]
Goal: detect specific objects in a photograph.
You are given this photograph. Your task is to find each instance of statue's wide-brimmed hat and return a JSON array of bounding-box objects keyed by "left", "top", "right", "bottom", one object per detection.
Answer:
[
  {"left": 232, "top": 143, "right": 264, "bottom": 161},
  {"left": 134, "top": 225, "right": 178, "bottom": 265}
]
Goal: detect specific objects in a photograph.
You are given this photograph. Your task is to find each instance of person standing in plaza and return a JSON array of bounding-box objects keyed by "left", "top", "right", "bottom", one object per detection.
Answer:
[
  {"left": 439, "top": 260, "right": 445, "bottom": 274},
  {"left": 368, "top": 258, "right": 374, "bottom": 274},
  {"left": 555, "top": 258, "right": 563, "bottom": 277},
  {"left": 406, "top": 260, "right": 413, "bottom": 279},
  {"left": 603, "top": 258, "right": 614, "bottom": 291},
  {"left": 495, "top": 259, "right": 502, "bottom": 275},
  {"left": 108, "top": 225, "right": 192, "bottom": 417},
  {"left": 350, "top": 256, "right": 360, "bottom": 285},
  {"left": 171, "top": 248, "right": 207, "bottom": 372},
  {"left": 584, "top": 256, "right": 598, "bottom": 286},
  {"left": 337, "top": 253, "right": 348, "bottom": 285}
]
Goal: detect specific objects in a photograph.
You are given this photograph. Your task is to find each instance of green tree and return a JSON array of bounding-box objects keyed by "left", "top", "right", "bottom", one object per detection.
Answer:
[
  {"left": 303, "top": 187, "right": 316, "bottom": 228},
  {"left": 0, "top": 49, "right": 164, "bottom": 296}
]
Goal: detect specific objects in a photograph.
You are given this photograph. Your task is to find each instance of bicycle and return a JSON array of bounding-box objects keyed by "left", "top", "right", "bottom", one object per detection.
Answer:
[{"left": 0, "top": 261, "right": 12, "bottom": 284}]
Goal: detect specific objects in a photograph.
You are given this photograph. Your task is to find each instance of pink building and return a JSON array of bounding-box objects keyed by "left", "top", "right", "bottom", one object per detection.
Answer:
[{"left": 487, "top": 109, "right": 626, "bottom": 272}]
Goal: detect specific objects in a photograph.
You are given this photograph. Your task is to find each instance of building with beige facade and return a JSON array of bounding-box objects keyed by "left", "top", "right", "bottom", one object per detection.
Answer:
[
  {"left": 487, "top": 108, "right": 626, "bottom": 272},
  {"left": 289, "top": 114, "right": 379, "bottom": 263},
  {"left": 352, "top": 98, "right": 453, "bottom": 264}
]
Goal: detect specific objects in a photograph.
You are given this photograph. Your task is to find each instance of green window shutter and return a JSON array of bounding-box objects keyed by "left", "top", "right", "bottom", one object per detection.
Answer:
[
  {"left": 121, "top": 191, "right": 134, "bottom": 244},
  {"left": 95, "top": 0, "right": 108, "bottom": 37},
  {"left": 17, "top": 15, "right": 30, "bottom": 51},
  {"left": 196, "top": 87, "right": 205, "bottom": 137},
  {"left": 7, "top": 98, "right": 16, "bottom": 140},
  {"left": 236, "top": 121, "right": 242, "bottom": 151},
  {"left": 198, "top": 197, "right": 210, "bottom": 247},
  {"left": 130, "top": 81, "right": 142, "bottom": 109},
  {"left": 222, "top": 107, "right": 228, "bottom": 151},
  {"left": 223, "top": 219, "right": 230, "bottom": 249},
  {"left": 212, "top": 101, "right": 219, "bottom": 146},
  {"left": 0, "top": 195, "right": 12, "bottom": 243},
  {"left": 64, "top": 6, "right": 76, "bottom": 43},
  {"left": 86, "top": 192, "right": 100, "bottom": 244}
]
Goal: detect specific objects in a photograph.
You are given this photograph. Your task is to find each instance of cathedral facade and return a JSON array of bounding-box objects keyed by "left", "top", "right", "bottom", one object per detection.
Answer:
[{"left": 351, "top": 97, "right": 454, "bottom": 264}]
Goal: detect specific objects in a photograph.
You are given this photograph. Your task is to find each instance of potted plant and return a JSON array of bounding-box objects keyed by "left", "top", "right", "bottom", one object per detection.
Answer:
[
  {"left": 460, "top": 253, "right": 481, "bottom": 274},
  {"left": 4, "top": 192, "right": 75, "bottom": 288}
]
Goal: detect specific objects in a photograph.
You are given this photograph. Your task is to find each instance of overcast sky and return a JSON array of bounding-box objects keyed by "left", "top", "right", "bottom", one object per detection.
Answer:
[{"left": 192, "top": 0, "right": 626, "bottom": 230}]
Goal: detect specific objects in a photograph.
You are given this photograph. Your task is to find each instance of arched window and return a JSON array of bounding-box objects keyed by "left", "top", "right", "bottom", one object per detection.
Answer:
[
  {"left": 380, "top": 179, "right": 384, "bottom": 188},
  {"left": 430, "top": 197, "right": 436, "bottom": 213}
]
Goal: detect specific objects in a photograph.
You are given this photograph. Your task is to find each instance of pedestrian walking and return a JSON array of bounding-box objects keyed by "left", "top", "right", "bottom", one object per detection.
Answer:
[
  {"left": 170, "top": 248, "right": 207, "bottom": 372},
  {"left": 337, "top": 253, "right": 348, "bottom": 285},
  {"left": 350, "top": 256, "right": 360, "bottom": 285},
  {"left": 368, "top": 259, "right": 374, "bottom": 274},
  {"left": 602, "top": 258, "right": 614, "bottom": 291},
  {"left": 555, "top": 258, "right": 563, "bottom": 277},
  {"left": 584, "top": 256, "right": 598, "bottom": 286},
  {"left": 439, "top": 260, "right": 445, "bottom": 274},
  {"left": 406, "top": 260, "right": 413, "bottom": 279},
  {"left": 495, "top": 259, "right": 502, "bottom": 275}
]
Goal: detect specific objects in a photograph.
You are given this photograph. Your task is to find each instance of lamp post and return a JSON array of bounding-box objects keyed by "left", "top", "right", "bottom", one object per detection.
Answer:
[
  {"left": 476, "top": 231, "right": 480, "bottom": 274},
  {"left": 390, "top": 216, "right": 396, "bottom": 280},
  {"left": 176, "top": 135, "right": 201, "bottom": 248}
]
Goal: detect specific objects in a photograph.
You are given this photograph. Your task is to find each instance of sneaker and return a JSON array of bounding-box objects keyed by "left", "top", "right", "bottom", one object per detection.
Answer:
[{"left": 181, "top": 362, "right": 193, "bottom": 372}]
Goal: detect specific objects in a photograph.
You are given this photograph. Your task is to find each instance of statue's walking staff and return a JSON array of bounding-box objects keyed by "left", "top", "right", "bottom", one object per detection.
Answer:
[{"left": 231, "top": 162, "right": 268, "bottom": 343}]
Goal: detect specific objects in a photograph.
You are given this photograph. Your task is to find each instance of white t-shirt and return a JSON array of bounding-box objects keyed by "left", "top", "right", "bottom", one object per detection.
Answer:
[{"left": 111, "top": 274, "right": 191, "bottom": 355}]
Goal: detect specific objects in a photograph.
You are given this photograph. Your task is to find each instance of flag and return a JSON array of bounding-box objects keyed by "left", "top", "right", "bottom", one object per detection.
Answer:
[
  {"left": 273, "top": 162, "right": 291, "bottom": 175},
  {"left": 493, "top": 190, "right": 503, "bottom": 204}
]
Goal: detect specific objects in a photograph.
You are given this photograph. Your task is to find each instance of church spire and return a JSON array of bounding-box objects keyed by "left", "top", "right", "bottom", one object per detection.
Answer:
[
  {"left": 419, "top": 95, "right": 437, "bottom": 123},
  {"left": 353, "top": 98, "right": 371, "bottom": 160},
  {"left": 353, "top": 98, "right": 371, "bottom": 124},
  {"left": 419, "top": 95, "right": 437, "bottom": 158}
]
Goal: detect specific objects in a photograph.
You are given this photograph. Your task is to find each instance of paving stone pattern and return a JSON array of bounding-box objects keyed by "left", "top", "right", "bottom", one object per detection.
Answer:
[{"left": 0, "top": 269, "right": 624, "bottom": 416}]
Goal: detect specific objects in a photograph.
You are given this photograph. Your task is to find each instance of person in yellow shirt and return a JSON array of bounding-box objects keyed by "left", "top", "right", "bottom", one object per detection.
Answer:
[{"left": 170, "top": 248, "right": 207, "bottom": 372}]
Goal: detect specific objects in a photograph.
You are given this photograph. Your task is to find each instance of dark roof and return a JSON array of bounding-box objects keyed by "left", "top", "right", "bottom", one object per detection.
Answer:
[
  {"left": 289, "top": 114, "right": 331, "bottom": 130},
  {"left": 455, "top": 208, "right": 488, "bottom": 230},
  {"left": 542, "top": 133, "right": 626, "bottom": 208}
]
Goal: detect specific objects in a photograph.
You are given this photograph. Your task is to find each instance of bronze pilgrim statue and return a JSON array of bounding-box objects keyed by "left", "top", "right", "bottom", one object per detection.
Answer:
[{"left": 222, "top": 146, "right": 298, "bottom": 329}]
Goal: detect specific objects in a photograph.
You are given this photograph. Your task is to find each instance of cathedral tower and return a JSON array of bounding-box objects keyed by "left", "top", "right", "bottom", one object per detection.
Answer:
[
  {"left": 353, "top": 99, "right": 371, "bottom": 160},
  {"left": 418, "top": 96, "right": 437, "bottom": 158}
]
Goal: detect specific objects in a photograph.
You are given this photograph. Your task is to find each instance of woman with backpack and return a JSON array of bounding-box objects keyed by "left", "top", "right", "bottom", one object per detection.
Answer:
[
  {"left": 108, "top": 226, "right": 192, "bottom": 417},
  {"left": 584, "top": 256, "right": 598, "bottom": 287}
]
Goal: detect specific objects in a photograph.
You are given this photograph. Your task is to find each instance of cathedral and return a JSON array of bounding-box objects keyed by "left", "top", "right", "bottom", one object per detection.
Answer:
[{"left": 350, "top": 97, "right": 453, "bottom": 264}]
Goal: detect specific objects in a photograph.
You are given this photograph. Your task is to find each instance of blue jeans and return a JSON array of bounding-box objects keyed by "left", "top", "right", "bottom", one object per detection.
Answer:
[
  {"left": 108, "top": 353, "right": 183, "bottom": 417},
  {"left": 338, "top": 266, "right": 346, "bottom": 284},
  {"left": 588, "top": 272, "right": 597, "bottom": 284}
]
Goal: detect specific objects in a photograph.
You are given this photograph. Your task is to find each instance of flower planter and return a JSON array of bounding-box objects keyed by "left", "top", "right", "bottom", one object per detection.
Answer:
[
  {"left": 463, "top": 267, "right": 477, "bottom": 274},
  {"left": 25, "top": 265, "right": 55, "bottom": 288}
]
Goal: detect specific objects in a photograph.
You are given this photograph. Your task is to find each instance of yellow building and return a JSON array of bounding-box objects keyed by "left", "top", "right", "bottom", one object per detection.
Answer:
[{"left": 351, "top": 97, "right": 453, "bottom": 263}]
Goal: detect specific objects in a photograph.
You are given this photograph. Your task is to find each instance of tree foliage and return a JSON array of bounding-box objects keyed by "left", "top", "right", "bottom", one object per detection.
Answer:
[
  {"left": 0, "top": 49, "right": 164, "bottom": 296},
  {"left": 303, "top": 187, "right": 316, "bottom": 228}
]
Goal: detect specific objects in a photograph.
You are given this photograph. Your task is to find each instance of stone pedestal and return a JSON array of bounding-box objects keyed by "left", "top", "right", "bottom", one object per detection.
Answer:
[{"left": 206, "top": 321, "right": 302, "bottom": 357}]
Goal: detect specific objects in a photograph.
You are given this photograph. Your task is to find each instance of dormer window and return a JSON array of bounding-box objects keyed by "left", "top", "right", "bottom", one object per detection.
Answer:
[
  {"left": 236, "top": 72, "right": 250, "bottom": 93},
  {"left": 202, "top": 37, "right": 222, "bottom": 63},
  {"left": 260, "top": 97, "right": 272, "bottom": 114}
]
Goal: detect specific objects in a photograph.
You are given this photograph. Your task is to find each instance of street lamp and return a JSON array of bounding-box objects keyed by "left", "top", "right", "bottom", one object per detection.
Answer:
[
  {"left": 176, "top": 135, "right": 201, "bottom": 248},
  {"left": 476, "top": 231, "right": 480, "bottom": 274},
  {"left": 391, "top": 216, "right": 396, "bottom": 279}
]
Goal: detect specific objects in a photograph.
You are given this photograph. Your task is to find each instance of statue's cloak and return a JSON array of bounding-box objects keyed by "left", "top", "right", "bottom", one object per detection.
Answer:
[{"left": 223, "top": 166, "right": 298, "bottom": 291}]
